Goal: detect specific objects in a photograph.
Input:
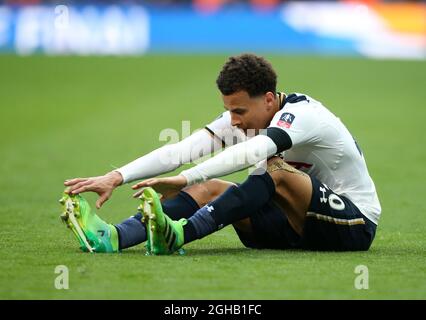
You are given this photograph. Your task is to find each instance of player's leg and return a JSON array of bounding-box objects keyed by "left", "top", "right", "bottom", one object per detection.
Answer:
[
  {"left": 114, "top": 191, "right": 199, "bottom": 250},
  {"left": 179, "top": 179, "right": 284, "bottom": 250},
  {"left": 266, "top": 157, "right": 312, "bottom": 236},
  {"left": 299, "top": 175, "right": 377, "bottom": 251},
  {"left": 231, "top": 158, "right": 312, "bottom": 249},
  {"left": 142, "top": 170, "right": 277, "bottom": 255},
  {"left": 185, "top": 179, "right": 280, "bottom": 236},
  {"left": 114, "top": 179, "right": 234, "bottom": 250},
  {"left": 61, "top": 181, "right": 223, "bottom": 252},
  {"left": 182, "top": 180, "right": 258, "bottom": 238},
  {"left": 232, "top": 200, "right": 302, "bottom": 250},
  {"left": 182, "top": 179, "right": 235, "bottom": 207},
  {"left": 113, "top": 161, "right": 302, "bottom": 254},
  {"left": 59, "top": 192, "right": 119, "bottom": 253},
  {"left": 143, "top": 155, "right": 376, "bottom": 254},
  {"left": 267, "top": 157, "right": 377, "bottom": 251},
  {"left": 58, "top": 190, "right": 201, "bottom": 253}
]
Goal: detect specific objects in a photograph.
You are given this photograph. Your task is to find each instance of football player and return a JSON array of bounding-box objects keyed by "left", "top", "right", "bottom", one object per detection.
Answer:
[{"left": 61, "top": 54, "right": 380, "bottom": 254}]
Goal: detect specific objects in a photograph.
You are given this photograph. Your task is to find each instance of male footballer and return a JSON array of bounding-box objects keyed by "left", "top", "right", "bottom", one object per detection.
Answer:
[{"left": 61, "top": 54, "right": 381, "bottom": 254}]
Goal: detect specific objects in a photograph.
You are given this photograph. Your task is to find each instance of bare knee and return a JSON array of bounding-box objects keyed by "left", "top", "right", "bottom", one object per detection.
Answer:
[{"left": 183, "top": 179, "right": 234, "bottom": 207}]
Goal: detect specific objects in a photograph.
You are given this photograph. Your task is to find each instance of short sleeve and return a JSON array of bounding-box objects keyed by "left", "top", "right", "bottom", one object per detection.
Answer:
[{"left": 268, "top": 102, "right": 321, "bottom": 147}]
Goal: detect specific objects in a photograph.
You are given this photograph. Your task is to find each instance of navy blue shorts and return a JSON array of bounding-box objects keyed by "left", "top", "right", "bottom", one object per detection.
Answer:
[{"left": 233, "top": 175, "right": 377, "bottom": 251}]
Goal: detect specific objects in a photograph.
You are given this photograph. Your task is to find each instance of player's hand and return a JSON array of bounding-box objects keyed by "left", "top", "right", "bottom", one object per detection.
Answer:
[
  {"left": 131, "top": 175, "right": 188, "bottom": 201},
  {"left": 64, "top": 171, "right": 123, "bottom": 209}
]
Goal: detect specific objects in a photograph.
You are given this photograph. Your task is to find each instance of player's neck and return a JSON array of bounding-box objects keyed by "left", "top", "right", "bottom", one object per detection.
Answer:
[{"left": 275, "top": 92, "right": 283, "bottom": 112}]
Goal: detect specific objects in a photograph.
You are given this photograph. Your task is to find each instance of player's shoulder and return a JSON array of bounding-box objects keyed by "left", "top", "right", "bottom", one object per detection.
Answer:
[
  {"left": 272, "top": 92, "right": 318, "bottom": 118},
  {"left": 282, "top": 92, "right": 321, "bottom": 109},
  {"left": 284, "top": 92, "right": 311, "bottom": 105},
  {"left": 269, "top": 92, "right": 326, "bottom": 129}
]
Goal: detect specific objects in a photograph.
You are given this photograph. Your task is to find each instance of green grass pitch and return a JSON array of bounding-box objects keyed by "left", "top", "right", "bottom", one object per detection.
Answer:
[{"left": 0, "top": 55, "right": 425, "bottom": 299}]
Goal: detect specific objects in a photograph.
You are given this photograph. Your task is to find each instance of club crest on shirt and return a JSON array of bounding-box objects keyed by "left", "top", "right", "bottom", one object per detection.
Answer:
[{"left": 277, "top": 112, "right": 295, "bottom": 128}]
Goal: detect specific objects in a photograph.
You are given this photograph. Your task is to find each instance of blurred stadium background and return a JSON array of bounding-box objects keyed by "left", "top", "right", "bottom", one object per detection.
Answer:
[
  {"left": 0, "top": 0, "right": 425, "bottom": 299},
  {"left": 0, "top": 0, "right": 425, "bottom": 58}
]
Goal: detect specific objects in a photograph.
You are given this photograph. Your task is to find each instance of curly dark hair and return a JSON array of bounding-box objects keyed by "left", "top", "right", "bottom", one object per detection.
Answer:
[{"left": 216, "top": 54, "right": 277, "bottom": 97}]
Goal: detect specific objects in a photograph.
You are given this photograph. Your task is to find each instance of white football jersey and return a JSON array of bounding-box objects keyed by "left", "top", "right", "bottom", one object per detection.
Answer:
[{"left": 206, "top": 93, "right": 381, "bottom": 225}]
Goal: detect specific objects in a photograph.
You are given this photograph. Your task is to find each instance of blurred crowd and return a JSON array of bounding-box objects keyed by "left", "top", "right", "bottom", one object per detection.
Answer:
[{"left": 1, "top": 0, "right": 425, "bottom": 5}]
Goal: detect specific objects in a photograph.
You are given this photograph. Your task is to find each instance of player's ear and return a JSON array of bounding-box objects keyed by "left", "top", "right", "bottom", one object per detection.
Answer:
[{"left": 264, "top": 91, "right": 275, "bottom": 111}]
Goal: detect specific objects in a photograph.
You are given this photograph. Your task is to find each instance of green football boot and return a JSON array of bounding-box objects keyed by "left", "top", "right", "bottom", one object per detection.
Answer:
[
  {"left": 139, "top": 187, "right": 186, "bottom": 255},
  {"left": 59, "top": 191, "right": 119, "bottom": 253}
]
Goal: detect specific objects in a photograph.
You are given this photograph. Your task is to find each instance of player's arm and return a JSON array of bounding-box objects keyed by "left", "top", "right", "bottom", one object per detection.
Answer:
[
  {"left": 116, "top": 110, "right": 237, "bottom": 184},
  {"left": 133, "top": 103, "right": 320, "bottom": 192},
  {"left": 132, "top": 132, "right": 289, "bottom": 194},
  {"left": 64, "top": 112, "right": 229, "bottom": 208},
  {"left": 179, "top": 132, "right": 287, "bottom": 185},
  {"left": 114, "top": 128, "right": 223, "bottom": 183},
  {"left": 64, "top": 129, "right": 221, "bottom": 206}
]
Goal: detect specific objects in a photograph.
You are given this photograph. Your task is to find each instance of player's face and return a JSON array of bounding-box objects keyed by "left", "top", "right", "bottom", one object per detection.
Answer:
[{"left": 222, "top": 90, "right": 277, "bottom": 134}]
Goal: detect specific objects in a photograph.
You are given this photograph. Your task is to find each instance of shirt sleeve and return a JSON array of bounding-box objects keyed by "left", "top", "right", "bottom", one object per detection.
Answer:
[
  {"left": 267, "top": 102, "right": 321, "bottom": 149},
  {"left": 180, "top": 134, "right": 278, "bottom": 186},
  {"left": 116, "top": 111, "right": 240, "bottom": 184},
  {"left": 116, "top": 128, "right": 223, "bottom": 184}
]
